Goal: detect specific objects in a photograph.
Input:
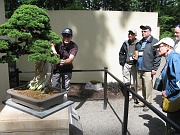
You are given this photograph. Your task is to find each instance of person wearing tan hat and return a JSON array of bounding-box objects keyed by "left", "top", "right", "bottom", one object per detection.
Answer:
[
  {"left": 134, "top": 25, "right": 161, "bottom": 111},
  {"left": 153, "top": 37, "right": 180, "bottom": 135},
  {"left": 119, "top": 29, "right": 139, "bottom": 100}
]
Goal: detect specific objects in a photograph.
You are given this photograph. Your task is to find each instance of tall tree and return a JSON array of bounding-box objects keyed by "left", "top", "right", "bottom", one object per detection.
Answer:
[{"left": 3, "top": 0, "right": 180, "bottom": 39}]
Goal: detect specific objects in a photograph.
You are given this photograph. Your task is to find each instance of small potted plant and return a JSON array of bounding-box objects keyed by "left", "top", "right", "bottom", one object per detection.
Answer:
[{"left": 0, "top": 5, "right": 65, "bottom": 110}]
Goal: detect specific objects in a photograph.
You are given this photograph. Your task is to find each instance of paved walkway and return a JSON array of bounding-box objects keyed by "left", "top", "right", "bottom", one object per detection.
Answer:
[{"left": 71, "top": 90, "right": 167, "bottom": 135}]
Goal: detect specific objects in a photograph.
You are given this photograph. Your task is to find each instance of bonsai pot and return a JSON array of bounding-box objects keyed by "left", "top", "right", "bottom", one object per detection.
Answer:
[{"left": 6, "top": 86, "right": 67, "bottom": 111}]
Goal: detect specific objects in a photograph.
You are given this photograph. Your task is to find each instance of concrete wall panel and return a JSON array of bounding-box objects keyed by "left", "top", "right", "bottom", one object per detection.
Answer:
[
  {"left": 0, "top": 1, "right": 9, "bottom": 110},
  {"left": 15, "top": 10, "right": 159, "bottom": 83}
]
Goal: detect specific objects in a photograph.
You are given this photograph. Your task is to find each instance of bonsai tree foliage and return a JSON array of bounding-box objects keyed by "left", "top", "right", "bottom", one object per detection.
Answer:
[{"left": 0, "top": 5, "right": 62, "bottom": 93}]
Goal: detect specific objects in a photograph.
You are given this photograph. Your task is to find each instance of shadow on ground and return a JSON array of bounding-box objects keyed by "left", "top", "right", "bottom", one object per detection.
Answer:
[
  {"left": 153, "top": 94, "right": 163, "bottom": 108},
  {"left": 139, "top": 114, "right": 165, "bottom": 135}
]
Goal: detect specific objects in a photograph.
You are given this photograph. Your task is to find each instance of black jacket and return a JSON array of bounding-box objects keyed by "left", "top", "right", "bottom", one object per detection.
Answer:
[
  {"left": 119, "top": 39, "right": 139, "bottom": 66},
  {"left": 135, "top": 36, "right": 161, "bottom": 71}
]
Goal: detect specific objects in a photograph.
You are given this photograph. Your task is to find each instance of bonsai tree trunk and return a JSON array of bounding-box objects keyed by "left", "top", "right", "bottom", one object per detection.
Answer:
[{"left": 27, "top": 62, "right": 53, "bottom": 93}]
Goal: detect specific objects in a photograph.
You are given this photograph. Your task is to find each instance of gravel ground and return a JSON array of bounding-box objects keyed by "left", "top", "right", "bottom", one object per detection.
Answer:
[{"left": 70, "top": 90, "right": 167, "bottom": 135}]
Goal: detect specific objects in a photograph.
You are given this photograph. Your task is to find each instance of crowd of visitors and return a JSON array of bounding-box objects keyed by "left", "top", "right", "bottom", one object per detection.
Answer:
[{"left": 119, "top": 24, "right": 180, "bottom": 134}]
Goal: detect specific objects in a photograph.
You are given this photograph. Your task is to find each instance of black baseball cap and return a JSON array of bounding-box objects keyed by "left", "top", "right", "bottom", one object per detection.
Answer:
[
  {"left": 61, "top": 28, "right": 73, "bottom": 35},
  {"left": 140, "top": 25, "right": 151, "bottom": 31}
]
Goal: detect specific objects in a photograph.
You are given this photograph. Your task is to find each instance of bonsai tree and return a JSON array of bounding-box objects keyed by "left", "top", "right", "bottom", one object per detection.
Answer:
[{"left": 0, "top": 5, "right": 62, "bottom": 93}]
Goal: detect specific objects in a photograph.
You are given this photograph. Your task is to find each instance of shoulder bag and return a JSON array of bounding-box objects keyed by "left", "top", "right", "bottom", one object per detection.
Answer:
[
  {"left": 153, "top": 73, "right": 163, "bottom": 91},
  {"left": 163, "top": 95, "right": 180, "bottom": 113}
]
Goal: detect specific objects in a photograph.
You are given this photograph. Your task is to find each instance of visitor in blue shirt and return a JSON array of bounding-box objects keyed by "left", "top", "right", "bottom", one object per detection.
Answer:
[
  {"left": 134, "top": 25, "right": 161, "bottom": 112},
  {"left": 161, "top": 51, "right": 180, "bottom": 101},
  {"left": 153, "top": 37, "right": 180, "bottom": 135},
  {"left": 154, "top": 38, "right": 180, "bottom": 101}
]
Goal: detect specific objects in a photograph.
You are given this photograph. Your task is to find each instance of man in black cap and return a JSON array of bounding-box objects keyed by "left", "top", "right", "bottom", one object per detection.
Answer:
[
  {"left": 134, "top": 25, "right": 161, "bottom": 111},
  {"left": 51, "top": 28, "right": 78, "bottom": 92},
  {"left": 119, "top": 29, "right": 139, "bottom": 101}
]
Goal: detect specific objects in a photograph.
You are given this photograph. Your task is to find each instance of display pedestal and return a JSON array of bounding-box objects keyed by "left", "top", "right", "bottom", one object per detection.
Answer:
[{"left": 0, "top": 105, "right": 69, "bottom": 135}]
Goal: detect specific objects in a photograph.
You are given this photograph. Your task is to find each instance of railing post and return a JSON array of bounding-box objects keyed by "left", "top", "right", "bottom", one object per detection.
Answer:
[
  {"left": 103, "top": 67, "right": 108, "bottom": 109},
  {"left": 122, "top": 85, "right": 130, "bottom": 135}
]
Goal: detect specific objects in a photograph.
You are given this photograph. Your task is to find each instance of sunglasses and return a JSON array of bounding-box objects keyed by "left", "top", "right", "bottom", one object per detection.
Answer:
[
  {"left": 142, "top": 30, "right": 148, "bottom": 33},
  {"left": 63, "top": 35, "right": 71, "bottom": 38}
]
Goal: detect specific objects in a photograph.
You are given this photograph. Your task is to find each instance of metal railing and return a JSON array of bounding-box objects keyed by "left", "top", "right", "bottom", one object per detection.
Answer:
[
  {"left": 103, "top": 67, "right": 180, "bottom": 135},
  {"left": 13, "top": 67, "right": 180, "bottom": 135}
]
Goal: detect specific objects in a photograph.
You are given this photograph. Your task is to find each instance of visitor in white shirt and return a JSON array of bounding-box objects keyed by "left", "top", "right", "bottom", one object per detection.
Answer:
[{"left": 174, "top": 24, "right": 180, "bottom": 53}]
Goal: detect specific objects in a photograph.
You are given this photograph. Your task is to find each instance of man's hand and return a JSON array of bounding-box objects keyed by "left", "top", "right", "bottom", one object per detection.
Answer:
[
  {"left": 162, "top": 91, "right": 167, "bottom": 98},
  {"left": 151, "top": 70, "right": 156, "bottom": 75},
  {"left": 59, "top": 54, "right": 75, "bottom": 66},
  {"left": 55, "top": 53, "right": 60, "bottom": 58},
  {"left": 60, "top": 59, "right": 65, "bottom": 66}
]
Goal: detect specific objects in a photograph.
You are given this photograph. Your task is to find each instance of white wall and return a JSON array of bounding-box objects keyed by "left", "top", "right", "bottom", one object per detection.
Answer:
[
  {"left": 16, "top": 10, "right": 159, "bottom": 83},
  {"left": 0, "top": 0, "right": 9, "bottom": 110}
]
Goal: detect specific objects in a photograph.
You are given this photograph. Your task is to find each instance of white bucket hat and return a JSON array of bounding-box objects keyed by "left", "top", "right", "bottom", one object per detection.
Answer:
[{"left": 153, "top": 37, "right": 175, "bottom": 48}]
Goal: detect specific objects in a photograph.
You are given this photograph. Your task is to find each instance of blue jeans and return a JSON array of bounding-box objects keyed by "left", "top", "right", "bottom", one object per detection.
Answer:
[{"left": 52, "top": 72, "right": 72, "bottom": 91}]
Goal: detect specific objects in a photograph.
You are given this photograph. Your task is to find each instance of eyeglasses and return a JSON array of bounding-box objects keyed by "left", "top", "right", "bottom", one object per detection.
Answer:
[
  {"left": 158, "top": 45, "right": 164, "bottom": 48},
  {"left": 142, "top": 30, "right": 148, "bottom": 33},
  {"left": 128, "top": 32, "right": 135, "bottom": 35},
  {"left": 157, "top": 44, "right": 167, "bottom": 49}
]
